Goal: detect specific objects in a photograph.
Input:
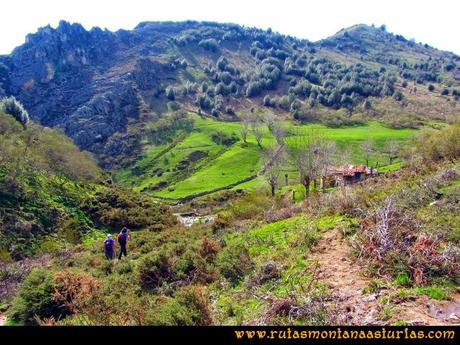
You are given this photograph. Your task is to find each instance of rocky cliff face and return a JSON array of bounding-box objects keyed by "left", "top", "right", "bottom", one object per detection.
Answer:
[
  {"left": 1, "top": 21, "right": 141, "bottom": 167},
  {"left": 0, "top": 21, "right": 192, "bottom": 168}
]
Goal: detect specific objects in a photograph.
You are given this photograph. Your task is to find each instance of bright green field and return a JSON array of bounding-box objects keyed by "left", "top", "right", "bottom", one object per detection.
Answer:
[{"left": 114, "top": 114, "right": 418, "bottom": 199}]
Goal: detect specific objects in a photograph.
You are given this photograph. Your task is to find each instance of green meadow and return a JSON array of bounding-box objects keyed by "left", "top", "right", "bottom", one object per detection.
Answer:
[{"left": 115, "top": 114, "right": 418, "bottom": 199}]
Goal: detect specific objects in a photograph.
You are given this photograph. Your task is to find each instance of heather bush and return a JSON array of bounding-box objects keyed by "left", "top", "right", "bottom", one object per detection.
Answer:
[
  {"left": 149, "top": 286, "right": 212, "bottom": 325},
  {"left": 138, "top": 252, "right": 173, "bottom": 291},
  {"left": 216, "top": 242, "right": 253, "bottom": 285},
  {"left": 9, "top": 269, "right": 67, "bottom": 324}
]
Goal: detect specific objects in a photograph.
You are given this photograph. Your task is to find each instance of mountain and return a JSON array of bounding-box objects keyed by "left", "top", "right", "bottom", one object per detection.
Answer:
[
  {"left": 1, "top": 21, "right": 459, "bottom": 328},
  {"left": 0, "top": 21, "right": 459, "bottom": 169}
]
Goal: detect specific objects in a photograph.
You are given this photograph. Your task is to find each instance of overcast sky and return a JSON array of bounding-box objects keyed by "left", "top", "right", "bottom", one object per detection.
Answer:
[{"left": 2, "top": 0, "right": 459, "bottom": 55}]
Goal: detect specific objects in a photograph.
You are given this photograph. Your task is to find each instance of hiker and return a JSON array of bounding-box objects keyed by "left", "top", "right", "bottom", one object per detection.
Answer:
[
  {"left": 103, "top": 234, "right": 116, "bottom": 260},
  {"left": 118, "top": 227, "right": 130, "bottom": 260}
]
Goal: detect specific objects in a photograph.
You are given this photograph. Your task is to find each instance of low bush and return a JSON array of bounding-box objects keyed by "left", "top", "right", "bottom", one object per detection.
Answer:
[
  {"left": 81, "top": 186, "right": 176, "bottom": 231},
  {"left": 9, "top": 269, "right": 67, "bottom": 324},
  {"left": 150, "top": 286, "right": 212, "bottom": 325},
  {"left": 216, "top": 243, "right": 253, "bottom": 285},
  {"left": 138, "top": 252, "right": 173, "bottom": 291}
]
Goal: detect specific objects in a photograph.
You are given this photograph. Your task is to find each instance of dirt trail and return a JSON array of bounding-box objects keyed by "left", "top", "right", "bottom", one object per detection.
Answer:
[
  {"left": 0, "top": 314, "right": 6, "bottom": 326},
  {"left": 310, "top": 229, "right": 460, "bottom": 325},
  {"left": 310, "top": 230, "right": 383, "bottom": 325}
]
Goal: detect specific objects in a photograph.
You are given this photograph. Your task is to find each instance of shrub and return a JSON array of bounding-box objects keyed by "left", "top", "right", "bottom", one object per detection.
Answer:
[
  {"left": 406, "top": 124, "right": 460, "bottom": 164},
  {"left": 428, "top": 84, "right": 435, "bottom": 92},
  {"left": 165, "top": 87, "right": 175, "bottom": 101},
  {"left": 115, "top": 261, "right": 133, "bottom": 274},
  {"left": 0, "top": 96, "right": 29, "bottom": 127},
  {"left": 199, "top": 237, "right": 221, "bottom": 262},
  {"left": 81, "top": 185, "right": 176, "bottom": 231},
  {"left": 393, "top": 90, "right": 404, "bottom": 101},
  {"left": 353, "top": 196, "right": 460, "bottom": 285},
  {"left": 52, "top": 270, "right": 100, "bottom": 314},
  {"left": 216, "top": 243, "right": 253, "bottom": 284},
  {"left": 138, "top": 252, "right": 172, "bottom": 290},
  {"left": 151, "top": 286, "right": 212, "bottom": 325},
  {"left": 211, "top": 131, "right": 238, "bottom": 146},
  {"left": 198, "top": 39, "right": 219, "bottom": 52},
  {"left": 9, "top": 269, "right": 67, "bottom": 324}
]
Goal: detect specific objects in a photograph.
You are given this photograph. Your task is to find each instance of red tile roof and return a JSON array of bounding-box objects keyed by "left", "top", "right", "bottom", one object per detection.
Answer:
[{"left": 326, "top": 164, "right": 368, "bottom": 177}]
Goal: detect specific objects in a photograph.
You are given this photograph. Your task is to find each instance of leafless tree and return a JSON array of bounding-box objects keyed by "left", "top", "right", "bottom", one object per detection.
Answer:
[
  {"left": 361, "top": 137, "right": 375, "bottom": 167},
  {"left": 263, "top": 146, "right": 284, "bottom": 197},
  {"left": 263, "top": 111, "right": 276, "bottom": 132},
  {"left": 240, "top": 113, "right": 251, "bottom": 144},
  {"left": 315, "top": 138, "right": 337, "bottom": 192},
  {"left": 287, "top": 130, "right": 334, "bottom": 197},
  {"left": 251, "top": 115, "right": 264, "bottom": 148},
  {"left": 384, "top": 138, "right": 400, "bottom": 165},
  {"left": 271, "top": 120, "right": 286, "bottom": 146}
]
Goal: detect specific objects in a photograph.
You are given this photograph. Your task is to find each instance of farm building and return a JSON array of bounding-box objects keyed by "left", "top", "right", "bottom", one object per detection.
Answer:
[{"left": 320, "top": 164, "right": 378, "bottom": 188}]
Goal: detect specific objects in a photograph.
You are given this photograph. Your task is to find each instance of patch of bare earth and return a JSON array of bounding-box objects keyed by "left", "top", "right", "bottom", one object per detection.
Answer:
[
  {"left": 310, "top": 229, "right": 460, "bottom": 325},
  {"left": 392, "top": 294, "right": 460, "bottom": 325},
  {"left": 0, "top": 314, "right": 6, "bottom": 326}
]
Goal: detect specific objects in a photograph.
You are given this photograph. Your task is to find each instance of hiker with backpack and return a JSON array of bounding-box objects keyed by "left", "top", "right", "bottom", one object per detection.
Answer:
[
  {"left": 103, "top": 234, "right": 116, "bottom": 260},
  {"left": 118, "top": 227, "right": 130, "bottom": 260}
]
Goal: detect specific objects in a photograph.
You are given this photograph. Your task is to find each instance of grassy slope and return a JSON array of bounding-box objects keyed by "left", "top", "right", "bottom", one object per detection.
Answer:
[
  {"left": 115, "top": 114, "right": 418, "bottom": 199},
  {"left": 7, "top": 157, "right": 459, "bottom": 325}
]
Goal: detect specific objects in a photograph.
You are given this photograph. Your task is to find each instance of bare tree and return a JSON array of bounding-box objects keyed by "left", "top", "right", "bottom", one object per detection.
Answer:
[
  {"left": 384, "top": 139, "right": 400, "bottom": 165},
  {"left": 263, "top": 111, "right": 276, "bottom": 133},
  {"left": 240, "top": 113, "right": 250, "bottom": 144},
  {"left": 315, "top": 138, "right": 337, "bottom": 192},
  {"left": 263, "top": 146, "right": 284, "bottom": 197},
  {"left": 287, "top": 130, "right": 330, "bottom": 197},
  {"left": 251, "top": 115, "right": 264, "bottom": 148},
  {"left": 361, "top": 137, "right": 375, "bottom": 167},
  {"left": 271, "top": 120, "right": 286, "bottom": 146}
]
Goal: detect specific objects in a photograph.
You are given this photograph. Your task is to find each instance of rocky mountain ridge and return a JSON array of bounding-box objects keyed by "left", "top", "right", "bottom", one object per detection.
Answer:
[{"left": 0, "top": 21, "right": 458, "bottom": 168}]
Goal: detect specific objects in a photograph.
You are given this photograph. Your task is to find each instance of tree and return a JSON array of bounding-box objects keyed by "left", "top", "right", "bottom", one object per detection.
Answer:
[
  {"left": 0, "top": 96, "right": 29, "bottom": 128},
  {"left": 166, "top": 87, "right": 175, "bottom": 101},
  {"left": 363, "top": 99, "right": 372, "bottom": 112},
  {"left": 393, "top": 90, "right": 404, "bottom": 102},
  {"left": 263, "top": 146, "right": 284, "bottom": 197},
  {"left": 240, "top": 114, "right": 250, "bottom": 144},
  {"left": 384, "top": 139, "right": 400, "bottom": 165},
  {"left": 271, "top": 120, "right": 286, "bottom": 146},
  {"left": 287, "top": 130, "right": 334, "bottom": 197},
  {"left": 198, "top": 38, "right": 219, "bottom": 52},
  {"left": 251, "top": 116, "right": 264, "bottom": 148},
  {"left": 361, "top": 138, "right": 375, "bottom": 167},
  {"left": 263, "top": 111, "right": 276, "bottom": 133}
]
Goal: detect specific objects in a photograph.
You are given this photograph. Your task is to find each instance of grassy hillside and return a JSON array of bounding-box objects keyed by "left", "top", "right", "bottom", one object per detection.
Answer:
[
  {"left": 115, "top": 113, "right": 418, "bottom": 199},
  {"left": 5, "top": 124, "right": 459, "bottom": 326},
  {"left": 0, "top": 111, "right": 174, "bottom": 262}
]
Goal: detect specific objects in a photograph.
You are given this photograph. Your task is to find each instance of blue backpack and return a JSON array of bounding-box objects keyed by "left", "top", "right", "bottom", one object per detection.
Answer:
[{"left": 104, "top": 239, "right": 113, "bottom": 251}]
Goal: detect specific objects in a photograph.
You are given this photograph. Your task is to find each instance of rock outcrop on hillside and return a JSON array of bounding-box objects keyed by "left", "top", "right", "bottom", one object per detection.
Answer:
[{"left": 1, "top": 21, "right": 458, "bottom": 168}]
